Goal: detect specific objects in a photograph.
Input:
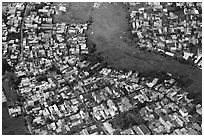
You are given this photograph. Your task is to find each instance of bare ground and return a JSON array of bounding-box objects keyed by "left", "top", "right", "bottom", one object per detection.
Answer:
[{"left": 53, "top": 2, "right": 94, "bottom": 23}]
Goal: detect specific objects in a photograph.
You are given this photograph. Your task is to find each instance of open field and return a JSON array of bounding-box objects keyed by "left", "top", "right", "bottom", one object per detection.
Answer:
[
  {"left": 53, "top": 2, "right": 94, "bottom": 23},
  {"left": 51, "top": 2, "right": 202, "bottom": 95}
]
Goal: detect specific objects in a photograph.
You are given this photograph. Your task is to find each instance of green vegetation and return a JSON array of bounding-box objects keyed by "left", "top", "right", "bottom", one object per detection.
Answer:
[
  {"left": 111, "top": 108, "right": 145, "bottom": 130},
  {"left": 2, "top": 59, "right": 12, "bottom": 75}
]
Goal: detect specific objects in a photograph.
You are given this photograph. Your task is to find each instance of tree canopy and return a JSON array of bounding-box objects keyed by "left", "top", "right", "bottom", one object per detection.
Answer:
[{"left": 111, "top": 109, "right": 145, "bottom": 130}]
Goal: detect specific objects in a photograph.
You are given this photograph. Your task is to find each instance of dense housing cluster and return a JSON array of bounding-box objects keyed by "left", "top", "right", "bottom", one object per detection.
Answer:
[
  {"left": 2, "top": 3, "right": 25, "bottom": 66},
  {"left": 2, "top": 2, "right": 202, "bottom": 135},
  {"left": 130, "top": 2, "right": 202, "bottom": 69}
]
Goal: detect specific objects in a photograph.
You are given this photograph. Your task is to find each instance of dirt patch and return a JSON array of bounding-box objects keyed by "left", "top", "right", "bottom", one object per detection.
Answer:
[{"left": 53, "top": 2, "right": 94, "bottom": 23}]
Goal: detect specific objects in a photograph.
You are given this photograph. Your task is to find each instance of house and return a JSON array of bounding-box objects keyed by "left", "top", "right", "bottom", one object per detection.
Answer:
[
  {"left": 2, "top": 91, "right": 7, "bottom": 103},
  {"left": 179, "top": 107, "right": 188, "bottom": 117},
  {"left": 165, "top": 51, "right": 174, "bottom": 57},
  {"left": 43, "top": 108, "right": 50, "bottom": 117},
  {"left": 8, "top": 8, "right": 16, "bottom": 14},
  {"left": 159, "top": 116, "right": 171, "bottom": 132},
  {"left": 197, "top": 59, "right": 202, "bottom": 67},
  {"left": 103, "top": 122, "right": 115, "bottom": 135},
  {"left": 133, "top": 124, "right": 151, "bottom": 135},
  {"left": 140, "top": 107, "right": 147, "bottom": 116},
  {"left": 174, "top": 129, "right": 183, "bottom": 135},
  {"left": 180, "top": 128, "right": 188, "bottom": 134},
  {"left": 38, "top": 9, "right": 49, "bottom": 13},
  {"left": 154, "top": 108, "right": 162, "bottom": 116},
  {"left": 8, "top": 106, "right": 22, "bottom": 117},
  {"left": 10, "top": 54, "right": 18, "bottom": 60},
  {"left": 41, "top": 24, "right": 53, "bottom": 30},
  {"left": 16, "top": 4, "right": 24, "bottom": 11},
  {"left": 163, "top": 105, "right": 171, "bottom": 114},
  {"left": 194, "top": 56, "right": 202, "bottom": 64},
  {"left": 56, "top": 127, "right": 62, "bottom": 133},
  {"left": 80, "top": 129, "right": 89, "bottom": 135},
  {"left": 151, "top": 78, "right": 158, "bottom": 86},
  {"left": 21, "top": 78, "right": 30, "bottom": 87},
  {"left": 123, "top": 128, "right": 135, "bottom": 135},
  {"left": 188, "top": 128, "right": 198, "bottom": 135},
  {"left": 196, "top": 104, "right": 202, "bottom": 115},
  {"left": 59, "top": 5, "right": 66, "bottom": 12},
  {"left": 149, "top": 103, "right": 157, "bottom": 110},
  {"left": 161, "top": 98, "right": 169, "bottom": 106},
  {"left": 192, "top": 123, "right": 202, "bottom": 131},
  {"left": 50, "top": 122, "right": 57, "bottom": 130},
  {"left": 175, "top": 117, "right": 184, "bottom": 127},
  {"left": 33, "top": 116, "right": 42, "bottom": 124},
  {"left": 183, "top": 52, "right": 194, "bottom": 60}
]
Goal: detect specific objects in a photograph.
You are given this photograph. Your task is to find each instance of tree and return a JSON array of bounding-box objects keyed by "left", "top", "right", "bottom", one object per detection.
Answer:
[
  {"left": 113, "top": 130, "right": 121, "bottom": 135},
  {"left": 26, "top": 106, "right": 33, "bottom": 111},
  {"left": 45, "top": 117, "right": 53, "bottom": 124},
  {"left": 125, "top": 113, "right": 135, "bottom": 126},
  {"left": 20, "top": 96, "right": 26, "bottom": 102},
  {"left": 49, "top": 65, "right": 62, "bottom": 74},
  {"left": 32, "top": 122, "right": 39, "bottom": 129},
  {"left": 27, "top": 115, "right": 35, "bottom": 123},
  {"left": 121, "top": 88, "right": 128, "bottom": 95},
  {"left": 2, "top": 59, "right": 12, "bottom": 75},
  {"left": 34, "top": 100, "right": 40, "bottom": 106},
  {"left": 193, "top": 95, "right": 202, "bottom": 104},
  {"left": 56, "top": 96, "right": 64, "bottom": 105},
  {"left": 112, "top": 114, "right": 128, "bottom": 130},
  {"left": 64, "top": 116, "right": 70, "bottom": 122},
  {"left": 137, "top": 101, "right": 147, "bottom": 109},
  {"left": 112, "top": 109, "right": 145, "bottom": 130},
  {"left": 86, "top": 40, "right": 96, "bottom": 54},
  {"left": 133, "top": 113, "right": 145, "bottom": 125},
  {"left": 189, "top": 106, "right": 196, "bottom": 115},
  {"left": 35, "top": 2, "right": 47, "bottom": 10},
  {"left": 187, "top": 92, "right": 195, "bottom": 99},
  {"left": 36, "top": 75, "right": 48, "bottom": 82}
]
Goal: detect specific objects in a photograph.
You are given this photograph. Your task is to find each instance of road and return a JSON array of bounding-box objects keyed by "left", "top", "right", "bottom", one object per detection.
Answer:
[{"left": 20, "top": 3, "right": 28, "bottom": 61}]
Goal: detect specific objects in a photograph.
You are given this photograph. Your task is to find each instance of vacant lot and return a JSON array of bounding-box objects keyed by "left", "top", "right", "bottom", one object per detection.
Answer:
[
  {"left": 53, "top": 2, "right": 94, "bottom": 23},
  {"left": 53, "top": 2, "right": 201, "bottom": 96}
]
